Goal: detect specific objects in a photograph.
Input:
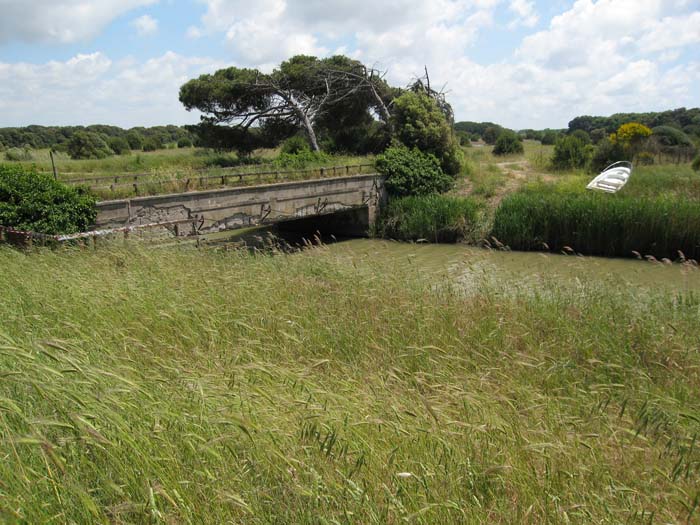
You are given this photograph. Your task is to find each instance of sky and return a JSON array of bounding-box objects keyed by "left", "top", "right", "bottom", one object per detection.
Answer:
[{"left": 0, "top": 0, "right": 699, "bottom": 130}]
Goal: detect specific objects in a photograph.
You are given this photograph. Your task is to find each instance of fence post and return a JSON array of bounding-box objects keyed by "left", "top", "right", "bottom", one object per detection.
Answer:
[{"left": 133, "top": 183, "right": 138, "bottom": 195}]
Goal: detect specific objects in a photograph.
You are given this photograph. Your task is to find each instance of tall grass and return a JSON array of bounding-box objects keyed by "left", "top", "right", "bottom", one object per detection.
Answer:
[
  {"left": 0, "top": 245, "right": 698, "bottom": 523},
  {"left": 492, "top": 185, "right": 700, "bottom": 259},
  {"left": 376, "top": 194, "right": 484, "bottom": 242}
]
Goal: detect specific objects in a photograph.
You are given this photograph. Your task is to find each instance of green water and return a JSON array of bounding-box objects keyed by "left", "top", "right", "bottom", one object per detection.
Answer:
[{"left": 326, "top": 239, "right": 700, "bottom": 295}]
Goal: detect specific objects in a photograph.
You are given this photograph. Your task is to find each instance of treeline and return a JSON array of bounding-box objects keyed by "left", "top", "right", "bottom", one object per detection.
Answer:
[
  {"left": 568, "top": 107, "right": 700, "bottom": 137},
  {"left": 454, "top": 121, "right": 565, "bottom": 145},
  {"left": 0, "top": 125, "right": 194, "bottom": 152}
]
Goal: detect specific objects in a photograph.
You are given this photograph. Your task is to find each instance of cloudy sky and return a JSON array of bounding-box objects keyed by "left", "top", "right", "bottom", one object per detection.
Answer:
[{"left": 1, "top": 0, "right": 699, "bottom": 129}]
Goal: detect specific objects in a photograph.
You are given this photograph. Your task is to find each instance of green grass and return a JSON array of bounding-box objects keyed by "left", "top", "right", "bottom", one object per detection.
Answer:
[
  {"left": 2, "top": 148, "right": 372, "bottom": 180},
  {"left": 467, "top": 162, "right": 509, "bottom": 199},
  {"left": 0, "top": 244, "right": 698, "bottom": 523},
  {"left": 9, "top": 148, "right": 215, "bottom": 176},
  {"left": 376, "top": 194, "right": 485, "bottom": 243},
  {"left": 492, "top": 184, "right": 700, "bottom": 259}
]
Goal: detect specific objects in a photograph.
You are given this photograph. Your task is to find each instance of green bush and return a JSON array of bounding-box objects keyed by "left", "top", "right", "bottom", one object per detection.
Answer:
[
  {"left": 126, "top": 131, "right": 144, "bottom": 150},
  {"left": 392, "top": 91, "right": 463, "bottom": 175},
  {"left": 482, "top": 126, "right": 500, "bottom": 145},
  {"left": 540, "top": 131, "right": 558, "bottom": 145},
  {"left": 280, "top": 135, "right": 310, "bottom": 155},
  {"left": 177, "top": 137, "right": 193, "bottom": 148},
  {"left": 692, "top": 155, "right": 700, "bottom": 172},
  {"left": 493, "top": 131, "right": 524, "bottom": 156},
  {"left": 4, "top": 148, "right": 33, "bottom": 162},
  {"left": 552, "top": 135, "right": 591, "bottom": 170},
  {"left": 108, "top": 137, "right": 131, "bottom": 155},
  {"left": 0, "top": 165, "right": 96, "bottom": 234},
  {"left": 492, "top": 186, "right": 700, "bottom": 259},
  {"left": 652, "top": 126, "right": 694, "bottom": 147},
  {"left": 590, "top": 138, "right": 626, "bottom": 173},
  {"left": 204, "top": 155, "right": 263, "bottom": 168},
  {"left": 571, "top": 129, "right": 591, "bottom": 145},
  {"left": 142, "top": 138, "right": 162, "bottom": 152},
  {"left": 273, "top": 149, "right": 331, "bottom": 169},
  {"left": 67, "top": 131, "right": 113, "bottom": 160},
  {"left": 376, "top": 194, "right": 483, "bottom": 242},
  {"left": 375, "top": 145, "right": 454, "bottom": 197}
]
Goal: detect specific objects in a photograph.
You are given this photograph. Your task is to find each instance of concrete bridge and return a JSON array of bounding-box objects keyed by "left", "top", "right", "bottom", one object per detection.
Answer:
[{"left": 95, "top": 173, "right": 387, "bottom": 238}]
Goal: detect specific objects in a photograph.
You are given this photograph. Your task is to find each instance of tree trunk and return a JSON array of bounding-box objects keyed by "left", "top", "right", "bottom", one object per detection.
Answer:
[{"left": 301, "top": 113, "right": 320, "bottom": 152}]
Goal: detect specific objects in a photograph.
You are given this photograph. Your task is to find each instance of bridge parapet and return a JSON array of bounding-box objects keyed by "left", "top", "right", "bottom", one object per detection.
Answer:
[{"left": 95, "top": 173, "right": 386, "bottom": 236}]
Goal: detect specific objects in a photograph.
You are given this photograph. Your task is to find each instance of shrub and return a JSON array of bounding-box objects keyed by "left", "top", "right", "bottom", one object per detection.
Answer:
[
  {"left": 177, "top": 137, "right": 193, "bottom": 148},
  {"left": 552, "top": 135, "right": 590, "bottom": 170},
  {"left": 376, "top": 194, "right": 483, "bottom": 242},
  {"left": 0, "top": 164, "right": 96, "bottom": 234},
  {"left": 692, "top": 155, "right": 700, "bottom": 172},
  {"left": 108, "top": 137, "right": 131, "bottom": 155},
  {"left": 590, "top": 128, "right": 607, "bottom": 144},
  {"left": 613, "top": 122, "right": 652, "bottom": 147},
  {"left": 280, "top": 135, "right": 310, "bottom": 155},
  {"left": 204, "top": 155, "right": 263, "bottom": 168},
  {"left": 4, "top": 148, "right": 33, "bottom": 162},
  {"left": 375, "top": 146, "right": 454, "bottom": 197},
  {"left": 652, "top": 126, "right": 694, "bottom": 147},
  {"left": 392, "top": 91, "right": 463, "bottom": 175},
  {"left": 493, "top": 131, "right": 524, "bottom": 156},
  {"left": 541, "top": 131, "right": 558, "bottom": 145},
  {"left": 590, "top": 138, "right": 626, "bottom": 173},
  {"left": 273, "top": 149, "right": 331, "bottom": 170},
  {"left": 492, "top": 186, "right": 700, "bottom": 259},
  {"left": 126, "top": 131, "right": 144, "bottom": 150},
  {"left": 67, "top": 131, "right": 113, "bottom": 160},
  {"left": 142, "top": 138, "right": 161, "bottom": 152},
  {"left": 483, "top": 127, "right": 500, "bottom": 145},
  {"left": 571, "top": 129, "right": 591, "bottom": 145}
]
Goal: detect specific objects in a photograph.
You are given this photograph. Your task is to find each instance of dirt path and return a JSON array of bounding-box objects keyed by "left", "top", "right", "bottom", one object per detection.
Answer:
[{"left": 489, "top": 160, "right": 556, "bottom": 206}]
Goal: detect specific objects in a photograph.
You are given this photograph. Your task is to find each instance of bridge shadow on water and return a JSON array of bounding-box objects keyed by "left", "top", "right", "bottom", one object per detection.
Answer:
[{"left": 203, "top": 207, "right": 371, "bottom": 253}]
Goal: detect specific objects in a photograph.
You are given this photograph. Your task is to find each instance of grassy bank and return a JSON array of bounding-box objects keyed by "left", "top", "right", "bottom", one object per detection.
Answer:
[
  {"left": 491, "top": 176, "right": 700, "bottom": 260},
  {"left": 1, "top": 245, "right": 699, "bottom": 523},
  {"left": 375, "top": 194, "right": 484, "bottom": 243}
]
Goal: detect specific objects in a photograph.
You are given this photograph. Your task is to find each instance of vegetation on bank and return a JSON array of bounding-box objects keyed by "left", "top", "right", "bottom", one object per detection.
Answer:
[
  {"left": 492, "top": 185, "right": 700, "bottom": 260},
  {"left": 0, "top": 165, "right": 96, "bottom": 234},
  {"left": 375, "top": 194, "right": 483, "bottom": 243},
  {"left": 0, "top": 245, "right": 698, "bottom": 524}
]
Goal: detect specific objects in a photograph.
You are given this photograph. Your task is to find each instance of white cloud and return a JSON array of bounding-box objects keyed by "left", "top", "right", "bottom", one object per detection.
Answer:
[
  {"left": 186, "top": 26, "right": 203, "bottom": 39},
  {"left": 0, "top": 52, "right": 227, "bottom": 127},
  {"left": 0, "top": 0, "right": 159, "bottom": 44},
  {"left": 132, "top": 14, "right": 159, "bottom": 37},
  {"left": 508, "top": 0, "right": 539, "bottom": 28},
  {"left": 191, "top": 0, "right": 499, "bottom": 69}
]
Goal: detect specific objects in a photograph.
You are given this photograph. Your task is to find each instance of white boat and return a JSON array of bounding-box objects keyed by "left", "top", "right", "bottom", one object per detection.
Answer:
[{"left": 586, "top": 161, "right": 632, "bottom": 193}]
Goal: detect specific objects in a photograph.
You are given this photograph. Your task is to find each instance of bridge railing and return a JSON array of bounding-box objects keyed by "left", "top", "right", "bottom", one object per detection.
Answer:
[{"left": 63, "top": 163, "right": 376, "bottom": 200}]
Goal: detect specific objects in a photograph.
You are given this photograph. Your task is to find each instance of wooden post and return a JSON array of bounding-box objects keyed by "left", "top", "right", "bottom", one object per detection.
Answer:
[{"left": 49, "top": 150, "right": 58, "bottom": 180}]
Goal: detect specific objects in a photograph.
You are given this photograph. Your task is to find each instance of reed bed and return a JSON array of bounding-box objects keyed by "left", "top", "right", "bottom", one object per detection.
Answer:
[
  {"left": 375, "top": 194, "right": 484, "bottom": 243},
  {"left": 492, "top": 185, "right": 700, "bottom": 260},
  {"left": 0, "top": 244, "right": 699, "bottom": 523}
]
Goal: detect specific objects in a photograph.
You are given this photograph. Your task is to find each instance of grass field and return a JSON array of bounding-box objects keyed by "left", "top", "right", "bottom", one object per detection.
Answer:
[{"left": 1, "top": 244, "right": 699, "bottom": 523}]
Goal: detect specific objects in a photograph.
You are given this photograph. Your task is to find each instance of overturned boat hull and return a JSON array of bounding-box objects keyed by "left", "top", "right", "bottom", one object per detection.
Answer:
[{"left": 586, "top": 161, "right": 632, "bottom": 193}]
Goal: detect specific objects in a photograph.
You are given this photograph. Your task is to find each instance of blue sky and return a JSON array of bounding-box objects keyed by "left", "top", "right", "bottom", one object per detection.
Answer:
[{"left": 1, "top": 0, "right": 699, "bottom": 129}]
